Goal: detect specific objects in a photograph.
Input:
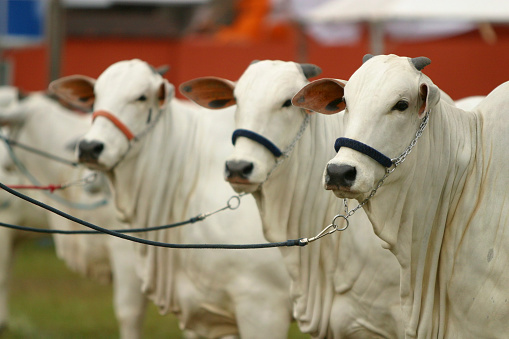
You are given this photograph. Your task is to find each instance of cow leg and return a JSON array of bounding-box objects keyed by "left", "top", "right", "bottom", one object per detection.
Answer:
[
  {"left": 109, "top": 238, "right": 147, "bottom": 339},
  {"left": 0, "top": 228, "right": 14, "bottom": 333}
]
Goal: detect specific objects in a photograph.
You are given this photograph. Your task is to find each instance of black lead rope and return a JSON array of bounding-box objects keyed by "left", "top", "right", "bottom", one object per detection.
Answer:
[
  {"left": 0, "top": 182, "right": 306, "bottom": 249},
  {"left": 0, "top": 215, "right": 205, "bottom": 235}
]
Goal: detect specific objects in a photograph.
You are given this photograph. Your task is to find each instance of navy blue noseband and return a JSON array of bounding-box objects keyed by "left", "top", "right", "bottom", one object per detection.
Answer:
[
  {"left": 334, "top": 137, "right": 393, "bottom": 168},
  {"left": 232, "top": 129, "right": 283, "bottom": 157}
]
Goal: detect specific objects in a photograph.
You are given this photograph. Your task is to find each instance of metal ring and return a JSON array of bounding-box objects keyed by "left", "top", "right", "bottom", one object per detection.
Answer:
[
  {"left": 332, "top": 214, "right": 349, "bottom": 231},
  {"left": 227, "top": 195, "right": 241, "bottom": 210},
  {"left": 85, "top": 172, "right": 98, "bottom": 184}
]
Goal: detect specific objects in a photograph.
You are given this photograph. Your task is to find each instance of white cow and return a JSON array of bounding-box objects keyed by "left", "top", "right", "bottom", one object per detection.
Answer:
[
  {"left": 180, "top": 60, "right": 403, "bottom": 338},
  {"left": 0, "top": 142, "right": 48, "bottom": 332},
  {"left": 293, "top": 54, "right": 509, "bottom": 338},
  {"left": 0, "top": 88, "right": 147, "bottom": 339},
  {"left": 50, "top": 59, "right": 293, "bottom": 339}
]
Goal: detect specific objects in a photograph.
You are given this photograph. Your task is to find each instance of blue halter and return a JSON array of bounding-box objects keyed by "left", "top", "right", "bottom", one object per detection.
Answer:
[
  {"left": 334, "top": 137, "right": 393, "bottom": 168},
  {"left": 232, "top": 129, "right": 283, "bottom": 158}
]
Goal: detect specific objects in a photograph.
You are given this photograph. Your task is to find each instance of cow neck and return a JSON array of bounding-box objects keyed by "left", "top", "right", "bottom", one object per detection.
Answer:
[
  {"left": 361, "top": 99, "right": 478, "bottom": 338},
  {"left": 252, "top": 113, "right": 343, "bottom": 337},
  {"left": 108, "top": 100, "right": 190, "bottom": 311}
]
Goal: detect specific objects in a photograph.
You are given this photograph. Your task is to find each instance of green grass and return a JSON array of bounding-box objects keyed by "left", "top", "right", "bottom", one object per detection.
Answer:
[{"left": 3, "top": 238, "right": 310, "bottom": 338}]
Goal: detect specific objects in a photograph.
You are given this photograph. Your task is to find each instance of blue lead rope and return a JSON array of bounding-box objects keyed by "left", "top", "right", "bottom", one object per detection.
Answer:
[
  {"left": 334, "top": 137, "right": 393, "bottom": 168},
  {"left": 0, "top": 181, "right": 306, "bottom": 249}
]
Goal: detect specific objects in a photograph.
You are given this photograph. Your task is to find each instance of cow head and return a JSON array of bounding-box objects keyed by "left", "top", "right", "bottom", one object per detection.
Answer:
[
  {"left": 50, "top": 59, "right": 173, "bottom": 171},
  {"left": 293, "top": 54, "right": 439, "bottom": 200},
  {"left": 180, "top": 60, "right": 321, "bottom": 193}
]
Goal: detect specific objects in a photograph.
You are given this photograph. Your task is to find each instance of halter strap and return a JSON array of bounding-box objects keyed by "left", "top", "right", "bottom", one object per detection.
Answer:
[
  {"left": 232, "top": 129, "right": 283, "bottom": 157},
  {"left": 334, "top": 137, "right": 393, "bottom": 168},
  {"left": 92, "top": 110, "right": 135, "bottom": 141}
]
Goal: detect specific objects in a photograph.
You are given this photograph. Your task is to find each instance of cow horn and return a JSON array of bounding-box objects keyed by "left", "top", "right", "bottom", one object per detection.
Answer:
[
  {"left": 362, "top": 54, "right": 374, "bottom": 63},
  {"left": 411, "top": 57, "right": 431, "bottom": 71},
  {"left": 299, "top": 63, "right": 322, "bottom": 79}
]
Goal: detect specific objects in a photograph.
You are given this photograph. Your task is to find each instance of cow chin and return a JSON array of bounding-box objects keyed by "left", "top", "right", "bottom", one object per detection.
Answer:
[
  {"left": 324, "top": 184, "right": 362, "bottom": 200},
  {"left": 79, "top": 159, "right": 111, "bottom": 172},
  {"left": 226, "top": 179, "right": 260, "bottom": 194}
]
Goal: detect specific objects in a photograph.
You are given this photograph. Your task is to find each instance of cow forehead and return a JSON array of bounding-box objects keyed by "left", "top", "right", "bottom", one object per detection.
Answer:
[
  {"left": 235, "top": 61, "right": 306, "bottom": 102},
  {"left": 345, "top": 55, "right": 420, "bottom": 108},
  {"left": 95, "top": 60, "right": 160, "bottom": 99}
]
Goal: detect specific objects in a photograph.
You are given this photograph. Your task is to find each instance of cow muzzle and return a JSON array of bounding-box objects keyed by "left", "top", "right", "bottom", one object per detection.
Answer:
[
  {"left": 325, "top": 163, "right": 357, "bottom": 190},
  {"left": 225, "top": 160, "right": 254, "bottom": 183},
  {"left": 78, "top": 139, "right": 104, "bottom": 165}
]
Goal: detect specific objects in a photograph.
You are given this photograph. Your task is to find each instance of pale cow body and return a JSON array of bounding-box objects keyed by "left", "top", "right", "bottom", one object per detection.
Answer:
[
  {"left": 52, "top": 59, "right": 292, "bottom": 338},
  {"left": 293, "top": 54, "right": 509, "bottom": 338},
  {"left": 181, "top": 60, "right": 403, "bottom": 338},
  {"left": 0, "top": 91, "right": 147, "bottom": 339}
]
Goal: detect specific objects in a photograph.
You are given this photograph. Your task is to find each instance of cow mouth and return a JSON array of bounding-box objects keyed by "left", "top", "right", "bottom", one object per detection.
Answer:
[
  {"left": 324, "top": 184, "right": 359, "bottom": 199},
  {"left": 78, "top": 156, "right": 109, "bottom": 171},
  {"left": 226, "top": 177, "right": 260, "bottom": 193}
]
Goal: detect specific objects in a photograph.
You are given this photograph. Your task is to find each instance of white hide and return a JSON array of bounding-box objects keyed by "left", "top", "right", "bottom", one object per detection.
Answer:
[
  {"left": 454, "top": 95, "right": 485, "bottom": 110},
  {"left": 0, "top": 91, "right": 147, "bottom": 339},
  {"left": 181, "top": 60, "right": 403, "bottom": 339},
  {"left": 300, "top": 54, "right": 509, "bottom": 338},
  {"left": 71, "top": 60, "right": 292, "bottom": 338}
]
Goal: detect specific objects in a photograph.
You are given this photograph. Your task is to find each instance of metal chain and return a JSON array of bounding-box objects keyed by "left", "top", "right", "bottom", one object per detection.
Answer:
[
  {"left": 262, "top": 113, "right": 311, "bottom": 184},
  {"left": 300, "top": 110, "right": 431, "bottom": 245}
]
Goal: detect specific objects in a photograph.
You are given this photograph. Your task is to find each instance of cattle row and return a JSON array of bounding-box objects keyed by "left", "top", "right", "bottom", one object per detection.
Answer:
[{"left": 0, "top": 54, "right": 506, "bottom": 338}]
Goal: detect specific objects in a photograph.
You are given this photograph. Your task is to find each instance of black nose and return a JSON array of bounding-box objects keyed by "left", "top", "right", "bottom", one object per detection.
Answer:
[
  {"left": 78, "top": 140, "right": 104, "bottom": 163},
  {"left": 325, "top": 163, "right": 357, "bottom": 188},
  {"left": 225, "top": 160, "right": 254, "bottom": 179}
]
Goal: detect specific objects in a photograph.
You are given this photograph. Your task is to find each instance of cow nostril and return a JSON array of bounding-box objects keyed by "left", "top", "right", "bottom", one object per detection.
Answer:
[
  {"left": 225, "top": 160, "right": 254, "bottom": 179},
  {"left": 326, "top": 163, "right": 357, "bottom": 188},
  {"left": 78, "top": 140, "right": 105, "bottom": 162}
]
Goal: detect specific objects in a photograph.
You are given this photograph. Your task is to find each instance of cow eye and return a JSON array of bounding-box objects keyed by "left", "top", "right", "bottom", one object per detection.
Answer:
[
  {"left": 392, "top": 100, "right": 409, "bottom": 111},
  {"left": 137, "top": 95, "right": 147, "bottom": 102},
  {"left": 282, "top": 99, "right": 292, "bottom": 108}
]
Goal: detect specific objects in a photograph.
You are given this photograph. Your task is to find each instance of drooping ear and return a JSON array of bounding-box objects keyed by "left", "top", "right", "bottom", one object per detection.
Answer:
[
  {"left": 48, "top": 75, "right": 96, "bottom": 112},
  {"left": 299, "top": 63, "right": 322, "bottom": 79},
  {"left": 292, "top": 78, "right": 346, "bottom": 114},
  {"left": 157, "top": 79, "right": 174, "bottom": 109},
  {"left": 418, "top": 80, "right": 440, "bottom": 119},
  {"left": 179, "top": 77, "right": 236, "bottom": 110}
]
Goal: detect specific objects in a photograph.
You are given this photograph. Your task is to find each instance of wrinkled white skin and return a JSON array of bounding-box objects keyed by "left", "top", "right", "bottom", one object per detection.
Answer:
[
  {"left": 196, "top": 61, "right": 403, "bottom": 338},
  {"left": 325, "top": 54, "right": 509, "bottom": 338},
  {"left": 79, "top": 60, "right": 292, "bottom": 339},
  {"left": 0, "top": 92, "right": 146, "bottom": 339}
]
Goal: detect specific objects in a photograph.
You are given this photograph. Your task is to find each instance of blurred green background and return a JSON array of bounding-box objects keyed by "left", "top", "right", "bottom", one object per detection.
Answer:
[{"left": 3, "top": 238, "right": 309, "bottom": 339}]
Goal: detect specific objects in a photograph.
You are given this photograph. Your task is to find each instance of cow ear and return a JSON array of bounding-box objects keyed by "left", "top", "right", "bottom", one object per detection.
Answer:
[
  {"left": 49, "top": 75, "right": 96, "bottom": 112},
  {"left": 292, "top": 78, "right": 346, "bottom": 114},
  {"left": 418, "top": 80, "right": 440, "bottom": 119},
  {"left": 179, "top": 77, "right": 236, "bottom": 110},
  {"left": 158, "top": 79, "right": 174, "bottom": 109}
]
